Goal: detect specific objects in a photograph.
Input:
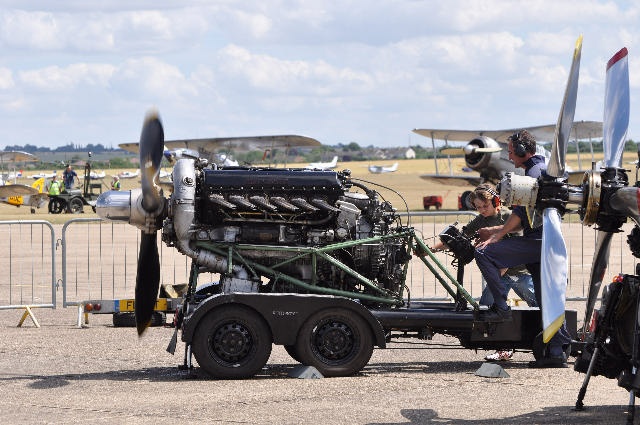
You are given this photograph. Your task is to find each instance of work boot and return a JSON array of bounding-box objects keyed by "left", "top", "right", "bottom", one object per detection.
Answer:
[
  {"left": 528, "top": 353, "right": 568, "bottom": 368},
  {"left": 475, "top": 304, "right": 512, "bottom": 322}
]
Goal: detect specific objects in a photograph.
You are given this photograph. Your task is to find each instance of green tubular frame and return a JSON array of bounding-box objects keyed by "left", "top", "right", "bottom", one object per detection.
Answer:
[{"left": 192, "top": 227, "right": 478, "bottom": 310}]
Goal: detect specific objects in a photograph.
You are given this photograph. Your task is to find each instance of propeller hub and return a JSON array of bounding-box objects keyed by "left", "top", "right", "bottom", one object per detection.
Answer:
[{"left": 580, "top": 171, "right": 601, "bottom": 226}]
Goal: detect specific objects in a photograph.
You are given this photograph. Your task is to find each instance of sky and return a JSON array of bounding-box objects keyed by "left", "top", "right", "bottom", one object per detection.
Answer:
[{"left": 0, "top": 0, "right": 638, "bottom": 150}]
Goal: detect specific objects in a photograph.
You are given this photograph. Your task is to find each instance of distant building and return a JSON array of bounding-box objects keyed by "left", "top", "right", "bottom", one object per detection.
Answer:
[{"left": 405, "top": 148, "right": 416, "bottom": 159}]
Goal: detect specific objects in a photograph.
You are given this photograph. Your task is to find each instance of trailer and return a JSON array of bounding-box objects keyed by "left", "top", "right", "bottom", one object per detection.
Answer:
[{"left": 95, "top": 157, "right": 577, "bottom": 379}]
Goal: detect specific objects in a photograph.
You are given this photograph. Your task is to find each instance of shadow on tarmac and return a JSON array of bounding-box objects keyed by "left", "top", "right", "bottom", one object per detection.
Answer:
[{"left": 369, "top": 406, "right": 635, "bottom": 424}]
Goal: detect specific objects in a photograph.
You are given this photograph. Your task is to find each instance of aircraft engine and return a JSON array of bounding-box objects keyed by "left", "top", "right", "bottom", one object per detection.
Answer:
[
  {"left": 97, "top": 159, "right": 410, "bottom": 309},
  {"left": 463, "top": 136, "right": 511, "bottom": 181}
]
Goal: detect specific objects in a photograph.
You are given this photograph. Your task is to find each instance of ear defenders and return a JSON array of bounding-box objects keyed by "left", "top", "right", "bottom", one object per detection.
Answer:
[
  {"left": 514, "top": 141, "right": 527, "bottom": 158},
  {"left": 511, "top": 131, "right": 527, "bottom": 157},
  {"left": 475, "top": 186, "right": 501, "bottom": 208}
]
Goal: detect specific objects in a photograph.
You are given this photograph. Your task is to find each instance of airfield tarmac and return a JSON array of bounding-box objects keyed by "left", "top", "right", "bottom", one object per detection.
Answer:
[
  {"left": 0, "top": 303, "right": 635, "bottom": 425},
  {"left": 2, "top": 156, "right": 639, "bottom": 423}
]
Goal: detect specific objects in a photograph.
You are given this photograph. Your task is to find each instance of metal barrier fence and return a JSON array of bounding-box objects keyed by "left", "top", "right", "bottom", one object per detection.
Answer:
[
  {"left": 60, "top": 218, "right": 219, "bottom": 309},
  {"left": 401, "top": 211, "right": 639, "bottom": 301},
  {"left": 1, "top": 212, "right": 638, "bottom": 315},
  {"left": 0, "top": 220, "right": 56, "bottom": 325}
]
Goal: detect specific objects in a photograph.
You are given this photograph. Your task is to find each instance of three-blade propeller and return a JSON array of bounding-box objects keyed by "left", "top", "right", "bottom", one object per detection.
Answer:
[
  {"left": 135, "top": 111, "right": 165, "bottom": 336},
  {"left": 539, "top": 35, "right": 582, "bottom": 343}
]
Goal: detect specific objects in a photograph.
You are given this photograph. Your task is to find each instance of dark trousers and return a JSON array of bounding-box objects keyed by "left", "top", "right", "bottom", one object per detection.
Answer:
[{"left": 475, "top": 235, "right": 572, "bottom": 353}]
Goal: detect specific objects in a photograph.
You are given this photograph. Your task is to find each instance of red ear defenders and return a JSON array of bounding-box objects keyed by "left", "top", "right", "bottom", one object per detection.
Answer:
[{"left": 475, "top": 186, "right": 500, "bottom": 208}]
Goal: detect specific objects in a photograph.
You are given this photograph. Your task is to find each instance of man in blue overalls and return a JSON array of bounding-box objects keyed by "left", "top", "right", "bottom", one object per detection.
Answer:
[{"left": 475, "top": 130, "right": 572, "bottom": 368}]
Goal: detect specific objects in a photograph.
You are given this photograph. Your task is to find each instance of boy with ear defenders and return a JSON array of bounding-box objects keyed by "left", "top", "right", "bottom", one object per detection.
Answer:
[{"left": 430, "top": 183, "right": 537, "bottom": 362}]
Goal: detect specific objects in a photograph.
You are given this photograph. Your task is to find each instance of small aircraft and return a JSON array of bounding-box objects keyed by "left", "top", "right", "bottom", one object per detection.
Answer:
[
  {"left": 414, "top": 121, "right": 602, "bottom": 208},
  {"left": 119, "top": 135, "right": 322, "bottom": 167},
  {"left": 0, "top": 177, "right": 49, "bottom": 213},
  {"left": 305, "top": 155, "right": 338, "bottom": 170},
  {"left": 30, "top": 171, "right": 56, "bottom": 180},
  {"left": 368, "top": 162, "right": 399, "bottom": 174},
  {"left": 0, "top": 151, "right": 48, "bottom": 213},
  {"left": 118, "top": 170, "right": 140, "bottom": 179},
  {"left": 83, "top": 170, "right": 106, "bottom": 180}
]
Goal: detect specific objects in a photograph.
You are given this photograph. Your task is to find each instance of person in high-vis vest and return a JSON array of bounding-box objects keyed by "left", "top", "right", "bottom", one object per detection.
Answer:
[
  {"left": 111, "top": 175, "right": 121, "bottom": 191},
  {"left": 48, "top": 175, "right": 61, "bottom": 195}
]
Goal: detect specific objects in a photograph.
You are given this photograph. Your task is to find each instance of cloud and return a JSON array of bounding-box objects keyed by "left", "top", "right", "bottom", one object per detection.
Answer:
[{"left": 19, "top": 63, "right": 115, "bottom": 90}]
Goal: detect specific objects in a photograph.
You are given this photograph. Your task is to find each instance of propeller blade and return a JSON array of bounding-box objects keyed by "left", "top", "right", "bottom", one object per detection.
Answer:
[
  {"left": 540, "top": 208, "right": 568, "bottom": 343},
  {"left": 441, "top": 146, "right": 501, "bottom": 156},
  {"left": 581, "top": 231, "right": 613, "bottom": 336},
  {"left": 547, "top": 35, "right": 582, "bottom": 178},
  {"left": 135, "top": 232, "right": 161, "bottom": 335},
  {"left": 581, "top": 48, "right": 629, "bottom": 336},
  {"left": 603, "top": 47, "right": 629, "bottom": 168},
  {"left": 468, "top": 147, "right": 502, "bottom": 154},
  {"left": 139, "top": 111, "right": 165, "bottom": 213},
  {"left": 440, "top": 147, "right": 464, "bottom": 155},
  {"left": 540, "top": 35, "right": 582, "bottom": 342}
]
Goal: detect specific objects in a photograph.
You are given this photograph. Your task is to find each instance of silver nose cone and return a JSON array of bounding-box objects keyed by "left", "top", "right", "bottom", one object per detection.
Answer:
[{"left": 95, "top": 189, "right": 136, "bottom": 222}]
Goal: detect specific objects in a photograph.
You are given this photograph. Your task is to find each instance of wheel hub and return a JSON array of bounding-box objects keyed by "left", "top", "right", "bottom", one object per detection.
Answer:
[
  {"left": 211, "top": 322, "right": 252, "bottom": 362},
  {"left": 313, "top": 321, "right": 354, "bottom": 361}
]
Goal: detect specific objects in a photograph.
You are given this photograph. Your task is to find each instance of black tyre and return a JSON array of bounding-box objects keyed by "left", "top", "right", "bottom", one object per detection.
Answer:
[
  {"left": 192, "top": 305, "right": 272, "bottom": 379},
  {"left": 68, "top": 197, "right": 84, "bottom": 213},
  {"left": 113, "top": 311, "right": 165, "bottom": 327},
  {"left": 48, "top": 197, "right": 65, "bottom": 214},
  {"left": 284, "top": 344, "right": 301, "bottom": 363},
  {"left": 294, "top": 308, "right": 374, "bottom": 377},
  {"left": 459, "top": 190, "right": 473, "bottom": 211}
]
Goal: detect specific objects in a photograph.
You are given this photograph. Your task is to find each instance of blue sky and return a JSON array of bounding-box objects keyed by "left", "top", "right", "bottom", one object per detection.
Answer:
[{"left": 0, "top": 1, "right": 638, "bottom": 149}]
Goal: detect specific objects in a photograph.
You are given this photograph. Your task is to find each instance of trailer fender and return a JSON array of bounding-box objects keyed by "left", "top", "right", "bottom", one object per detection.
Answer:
[{"left": 181, "top": 293, "right": 386, "bottom": 348}]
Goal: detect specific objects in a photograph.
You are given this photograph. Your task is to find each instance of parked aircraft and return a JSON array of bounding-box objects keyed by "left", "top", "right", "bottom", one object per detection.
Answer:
[
  {"left": 30, "top": 171, "right": 56, "bottom": 179},
  {"left": 306, "top": 155, "right": 338, "bottom": 170},
  {"left": 119, "top": 134, "right": 322, "bottom": 167},
  {"left": 0, "top": 151, "right": 45, "bottom": 212},
  {"left": 0, "top": 177, "right": 48, "bottom": 213},
  {"left": 414, "top": 121, "right": 602, "bottom": 208},
  {"left": 118, "top": 170, "right": 139, "bottom": 179},
  {"left": 368, "top": 162, "right": 399, "bottom": 174}
]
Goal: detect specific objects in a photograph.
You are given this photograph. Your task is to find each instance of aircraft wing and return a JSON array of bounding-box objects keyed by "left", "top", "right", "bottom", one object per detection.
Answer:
[
  {"left": 0, "top": 151, "right": 38, "bottom": 163},
  {"left": 0, "top": 184, "right": 38, "bottom": 197},
  {"left": 419, "top": 174, "right": 483, "bottom": 187},
  {"left": 413, "top": 121, "right": 602, "bottom": 143},
  {"left": 120, "top": 135, "right": 321, "bottom": 155}
]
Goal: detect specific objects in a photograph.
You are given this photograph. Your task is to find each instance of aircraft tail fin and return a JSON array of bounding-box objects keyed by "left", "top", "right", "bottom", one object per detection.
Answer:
[{"left": 32, "top": 177, "right": 46, "bottom": 193}]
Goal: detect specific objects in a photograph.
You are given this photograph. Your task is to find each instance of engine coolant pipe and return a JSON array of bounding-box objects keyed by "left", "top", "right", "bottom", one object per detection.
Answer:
[{"left": 170, "top": 159, "right": 248, "bottom": 279}]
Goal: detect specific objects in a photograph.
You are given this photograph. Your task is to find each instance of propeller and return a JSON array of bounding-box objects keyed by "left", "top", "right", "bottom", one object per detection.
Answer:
[
  {"left": 539, "top": 35, "right": 582, "bottom": 343},
  {"left": 581, "top": 47, "right": 630, "bottom": 336},
  {"left": 440, "top": 145, "right": 502, "bottom": 156},
  {"left": 135, "top": 111, "right": 166, "bottom": 336}
]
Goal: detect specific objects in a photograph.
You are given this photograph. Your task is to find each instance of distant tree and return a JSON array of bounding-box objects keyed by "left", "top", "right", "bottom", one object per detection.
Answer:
[{"left": 344, "top": 142, "right": 361, "bottom": 151}]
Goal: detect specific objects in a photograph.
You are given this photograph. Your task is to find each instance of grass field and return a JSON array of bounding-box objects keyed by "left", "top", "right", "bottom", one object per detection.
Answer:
[{"left": 0, "top": 151, "right": 635, "bottom": 223}]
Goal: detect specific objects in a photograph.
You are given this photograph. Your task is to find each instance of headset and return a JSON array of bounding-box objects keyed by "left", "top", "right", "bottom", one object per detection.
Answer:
[
  {"left": 474, "top": 185, "right": 501, "bottom": 208},
  {"left": 511, "top": 131, "right": 528, "bottom": 157}
]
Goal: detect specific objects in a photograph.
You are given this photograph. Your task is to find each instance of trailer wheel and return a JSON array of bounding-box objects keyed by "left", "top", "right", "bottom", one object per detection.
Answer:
[
  {"left": 284, "top": 345, "right": 301, "bottom": 362},
  {"left": 69, "top": 197, "right": 84, "bottom": 213},
  {"left": 294, "top": 308, "right": 373, "bottom": 377},
  {"left": 192, "top": 305, "right": 272, "bottom": 379},
  {"left": 48, "top": 197, "right": 65, "bottom": 214}
]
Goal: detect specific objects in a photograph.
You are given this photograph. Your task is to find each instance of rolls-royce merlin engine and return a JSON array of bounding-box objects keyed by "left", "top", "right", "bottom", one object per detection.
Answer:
[{"left": 98, "top": 158, "right": 412, "bottom": 307}]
